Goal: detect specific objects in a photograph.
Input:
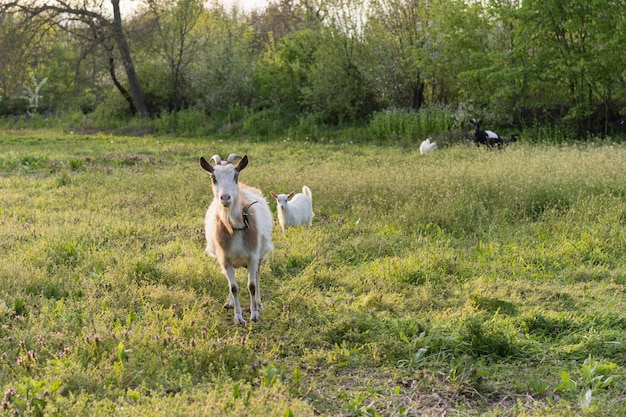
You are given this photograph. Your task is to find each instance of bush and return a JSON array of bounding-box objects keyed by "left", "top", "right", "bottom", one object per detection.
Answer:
[
  {"left": 367, "top": 106, "right": 455, "bottom": 143},
  {"left": 154, "top": 108, "right": 212, "bottom": 137}
]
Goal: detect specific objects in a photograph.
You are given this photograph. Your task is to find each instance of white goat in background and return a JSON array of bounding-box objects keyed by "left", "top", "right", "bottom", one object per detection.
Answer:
[
  {"left": 270, "top": 185, "right": 314, "bottom": 232},
  {"left": 200, "top": 153, "right": 274, "bottom": 324},
  {"left": 419, "top": 138, "right": 438, "bottom": 154}
]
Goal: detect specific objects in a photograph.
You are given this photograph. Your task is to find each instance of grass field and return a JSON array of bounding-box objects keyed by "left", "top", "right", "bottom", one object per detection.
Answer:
[{"left": 1, "top": 130, "right": 625, "bottom": 416}]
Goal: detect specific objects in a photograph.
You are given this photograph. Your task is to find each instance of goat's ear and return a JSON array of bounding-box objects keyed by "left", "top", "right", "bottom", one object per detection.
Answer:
[
  {"left": 270, "top": 191, "right": 277, "bottom": 199},
  {"left": 288, "top": 192, "right": 295, "bottom": 199},
  {"left": 235, "top": 154, "right": 248, "bottom": 172},
  {"left": 200, "top": 156, "right": 213, "bottom": 173}
]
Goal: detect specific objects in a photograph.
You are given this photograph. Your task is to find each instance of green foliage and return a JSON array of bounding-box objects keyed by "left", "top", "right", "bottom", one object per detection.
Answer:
[
  {"left": 510, "top": 0, "right": 626, "bottom": 136},
  {"left": 555, "top": 356, "right": 619, "bottom": 412},
  {"left": 253, "top": 29, "right": 320, "bottom": 112},
  {"left": 303, "top": 31, "right": 377, "bottom": 123},
  {"left": 188, "top": 7, "right": 256, "bottom": 114},
  {"left": 2, "top": 0, "right": 626, "bottom": 138},
  {"left": 3, "top": 1, "right": 626, "bottom": 139},
  {"left": 1, "top": 377, "right": 62, "bottom": 416},
  {"left": 154, "top": 108, "right": 212, "bottom": 137},
  {"left": 1, "top": 132, "right": 626, "bottom": 415},
  {"left": 367, "top": 106, "right": 455, "bottom": 143}
]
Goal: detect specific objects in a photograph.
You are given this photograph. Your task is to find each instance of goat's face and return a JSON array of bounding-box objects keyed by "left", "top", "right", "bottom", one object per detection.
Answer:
[
  {"left": 200, "top": 155, "right": 248, "bottom": 208},
  {"left": 471, "top": 118, "right": 482, "bottom": 132},
  {"left": 270, "top": 191, "right": 295, "bottom": 211}
]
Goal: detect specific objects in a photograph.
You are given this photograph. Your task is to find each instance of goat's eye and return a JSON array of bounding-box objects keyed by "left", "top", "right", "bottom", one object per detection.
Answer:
[
  {"left": 234, "top": 173, "right": 239, "bottom": 183},
  {"left": 211, "top": 174, "right": 217, "bottom": 184}
]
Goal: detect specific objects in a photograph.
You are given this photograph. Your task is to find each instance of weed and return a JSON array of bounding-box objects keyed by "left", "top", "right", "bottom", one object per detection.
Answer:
[
  {"left": 367, "top": 106, "right": 455, "bottom": 144},
  {"left": 344, "top": 391, "right": 378, "bottom": 416},
  {"left": 397, "top": 347, "right": 429, "bottom": 370},
  {"left": 554, "top": 356, "right": 620, "bottom": 412},
  {"left": 68, "top": 158, "right": 84, "bottom": 171},
  {"left": 18, "top": 155, "right": 48, "bottom": 170},
  {"left": 528, "top": 375, "right": 550, "bottom": 397},
  {"left": 259, "top": 363, "right": 283, "bottom": 387},
  {"left": 1, "top": 378, "right": 61, "bottom": 417}
]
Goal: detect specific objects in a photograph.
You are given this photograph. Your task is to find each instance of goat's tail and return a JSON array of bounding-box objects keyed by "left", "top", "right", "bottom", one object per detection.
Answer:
[{"left": 302, "top": 185, "right": 312, "bottom": 198}]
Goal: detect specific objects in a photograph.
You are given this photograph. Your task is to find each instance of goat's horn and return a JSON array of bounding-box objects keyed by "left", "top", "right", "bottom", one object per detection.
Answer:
[
  {"left": 226, "top": 153, "right": 241, "bottom": 164},
  {"left": 209, "top": 155, "right": 222, "bottom": 166}
]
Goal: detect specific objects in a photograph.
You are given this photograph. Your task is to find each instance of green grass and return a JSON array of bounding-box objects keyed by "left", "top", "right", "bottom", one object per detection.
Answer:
[{"left": 1, "top": 130, "right": 626, "bottom": 416}]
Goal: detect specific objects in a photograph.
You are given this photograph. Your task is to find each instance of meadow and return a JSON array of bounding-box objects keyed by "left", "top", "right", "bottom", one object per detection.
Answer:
[{"left": 1, "top": 130, "right": 625, "bottom": 416}]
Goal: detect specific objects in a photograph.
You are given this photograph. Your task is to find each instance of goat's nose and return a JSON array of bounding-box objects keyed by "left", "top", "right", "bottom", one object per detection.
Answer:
[{"left": 220, "top": 194, "right": 231, "bottom": 203}]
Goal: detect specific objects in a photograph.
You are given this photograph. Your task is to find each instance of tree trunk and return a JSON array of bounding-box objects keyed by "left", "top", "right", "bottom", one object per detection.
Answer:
[
  {"left": 411, "top": 79, "right": 425, "bottom": 111},
  {"left": 108, "top": 55, "right": 136, "bottom": 115},
  {"left": 110, "top": 0, "right": 148, "bottom": 118}
]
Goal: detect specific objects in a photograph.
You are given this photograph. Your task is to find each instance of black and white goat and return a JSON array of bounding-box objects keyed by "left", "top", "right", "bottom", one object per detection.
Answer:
[
  {"left": 200, "top": 153, "right": 274, "bottom": 324},
  {"left": 471, "top": 118, "right": 503, "bottom": 147},
  {"left": 471, "top": 119, "right": 518, "bottom": 148}
]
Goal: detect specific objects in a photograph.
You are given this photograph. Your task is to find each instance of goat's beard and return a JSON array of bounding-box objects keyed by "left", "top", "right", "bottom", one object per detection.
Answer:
[{"left": 218, "top": 205, "right": 238, "bottom": 235}]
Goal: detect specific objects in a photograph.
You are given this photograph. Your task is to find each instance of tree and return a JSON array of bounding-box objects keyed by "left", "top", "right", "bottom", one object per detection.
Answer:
[
  {"left": 144, "top": 0, "right": 205, "bottom": 112},
  {"left": 3, "top": 0, "right": 149, "bottom": 117},
  {"left": 254, "top": 28, "right": 319, "bottom": 112},
  {"left": 297, "top": 0, "right": 378, "bottom": 123},
  {"left": 190, "top": 6, "right": 256, "bottom": 113},
  {"left": 515, "top": 0, "right": 626, "bottom": 136},
  {"left": 364, "top": 0, "right": 432, "bottom": 111},
  {"left": 422, "top": 0, "right": 489, "bottom": 106},
  {"left": 0, "top": 11, "right": 38, "bottom": 113},
  {"left": 250, "top": 0, "right": 305, "bottom": 50}
]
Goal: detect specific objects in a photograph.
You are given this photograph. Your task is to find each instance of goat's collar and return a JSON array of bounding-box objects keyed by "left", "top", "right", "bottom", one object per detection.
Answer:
[{"left": 234, "top": 201, "right": 258, "bottom": 231}]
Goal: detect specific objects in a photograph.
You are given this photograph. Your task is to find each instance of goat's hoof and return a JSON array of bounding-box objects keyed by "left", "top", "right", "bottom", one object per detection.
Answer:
[
  {"left": 250, "top": 312, "right": 260, "bottom": 322},
  {"left": 234, "top": 315, "right": 247, "bottom": 325}
]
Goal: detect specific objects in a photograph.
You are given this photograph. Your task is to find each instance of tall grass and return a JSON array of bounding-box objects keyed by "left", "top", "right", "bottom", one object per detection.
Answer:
[
  {"left": 1, "top": 132, "right": 625, "bottom": 415},
  {"left": 367, "top": 106, "right": 455, "bottom": 144},
  {"left": 5, "top": 108, "right": 624, "bottom": 147},
  {"left": 523, "top": 121, "right": 577, "bottom": 144}
]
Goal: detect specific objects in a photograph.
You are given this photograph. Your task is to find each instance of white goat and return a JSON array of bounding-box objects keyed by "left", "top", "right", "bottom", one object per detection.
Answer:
[
  {"left": 200, "top": 153, "right": 274, "bottom": 324},
  {"left": 270, "top": 185, "right": 314, "bottom": 232},
  {"left": 419, "top": 138, "right": 438, "bottom": 154}
]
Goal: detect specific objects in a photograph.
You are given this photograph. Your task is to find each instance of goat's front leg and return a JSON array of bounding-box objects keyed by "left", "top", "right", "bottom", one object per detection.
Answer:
[
  {"left": 247, "top": 258, "right": 261, "bottom": 322},
  {"left": 222, "top": 264, "right": 245, "bottom": 325}
]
